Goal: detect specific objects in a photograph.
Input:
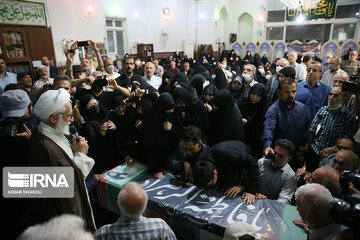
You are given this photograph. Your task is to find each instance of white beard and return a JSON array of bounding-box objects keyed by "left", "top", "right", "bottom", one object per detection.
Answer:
[{"left": 55, "top": 116, "right": 70, "bottom": 135}]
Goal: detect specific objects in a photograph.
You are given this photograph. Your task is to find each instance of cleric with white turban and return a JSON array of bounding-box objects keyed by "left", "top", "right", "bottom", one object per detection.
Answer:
[{"left": 34, "top": 88, "right": 94, "bottom": 177}]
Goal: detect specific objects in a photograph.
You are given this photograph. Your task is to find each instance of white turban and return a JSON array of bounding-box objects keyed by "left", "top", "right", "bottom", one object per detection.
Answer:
[{"left": 34, "top": 89, "right": 70, "bottom": 120}]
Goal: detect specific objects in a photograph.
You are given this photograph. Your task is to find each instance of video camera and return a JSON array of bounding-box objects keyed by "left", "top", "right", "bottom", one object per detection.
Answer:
[
  {"left": 92, "top": 76, "right": 108, "bottom": 92},
  {"left": 340, "top": 170, "right": 360, "bottom": 192},
  {"left": 342, "top": 81, "right": 360, "bottom": 94},
  {"left": 0, "top": 117, "right": 26, "bottom": 138},
  {"left": 330, "top": 194, "right": 360, "bottom": 231}
]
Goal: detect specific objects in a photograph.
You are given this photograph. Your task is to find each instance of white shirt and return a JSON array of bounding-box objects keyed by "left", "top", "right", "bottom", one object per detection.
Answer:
[
  {"left": 32, "top": 77, "right": 54, "bottom": 93},
  {"left": 38, "top": 122, "right": 95, "bottom": 177},
  {"left": 143, "top": 75, "right": 162, "bottom": 90},
  {"left": 293, "top": 63, "right": 306, "bottom": 82}
]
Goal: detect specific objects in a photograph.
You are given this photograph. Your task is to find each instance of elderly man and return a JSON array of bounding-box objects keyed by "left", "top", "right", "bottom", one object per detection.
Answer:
[
  {"left": 332, "top": 150, "right": 359, "bottom": 172},
  {"left": 268, "top": 58, "right": 289, "bottom": 103},
  {"left": 143, "top": 61, "right": 162, "bottom": 90},
  {"left": 40, "top": 55, "right": 58, "bottom": 78},
  {"left": 94, "top": 182, "right": 176, "bottom": 240},
  {"left": 256, "top": 139, "right": 296, "bottom": 204},
  {"left": 341, "top": 50, "right": 360, "bottom": 77},
  {"left": 287, "top": 51, "right": 306, "bottom": 82},
  {"left": 103, "top": 57, "right": 120, "bottom": 79},
  {"left": 28, "top": 89, "right": 96, "bottom": 231},
  {"left": 304, "top": 166, "right": 342, "bottom": 197},
  {"left": 183, "top": 62, "right": 193, "bottom": 80},
  {"left": 323, "top": 53, "right": 333, "bottom": 72},
  {"left": 154, "top": 59, "right": 164, "bottom": 77},
  {"left": 32, "top": 65, "right": 54, "bottom": 97},
  {"left": 169, "top": 60, "right": 180, "bottom": 77},
  {"left": 236, "top": 64, "right": 259, "bottom": 106},
  {"left": 296, "top": 61, "right": 331, "bottom": 120},
  {"left": 302, "top": 87, "right": 357, "bottom": 172},
  {"left": 0, "top": 56, "right": 17, "bottom": 94},
  {"left": 321, "top": 56, "right": 346, "bottom": 87},
  {"left": 319, "top": 135, "right": 354, "bottom": 167},
  {"left": 294, "top": 184, "right": 342, "bottom": 240}
]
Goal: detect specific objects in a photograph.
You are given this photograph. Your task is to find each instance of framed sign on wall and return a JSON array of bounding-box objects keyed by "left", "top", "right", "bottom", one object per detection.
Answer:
[{"left": 0, "top": 0, "right": 47, "bottom": 26}]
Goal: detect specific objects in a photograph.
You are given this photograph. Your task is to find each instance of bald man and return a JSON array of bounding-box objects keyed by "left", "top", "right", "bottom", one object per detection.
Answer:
[
  {"left": 287, "top": 51, "right": 306, "bottom": 82},
  {"left": 143, "top": 62, "right": 162, "bottom": 90},
  {"left": 321, "top": 56, "right": 346, "bottom": 87},
  {"left": 305, "top": 166, "right": 341, "bottom": 197},
  {"left": 332, "top": 150, "right": 359, "bottom": 172},
  {"left": 295, "top": 61, "right": 331, "bottom": 120},
  {"left": 342, "top": 51, "right": 360, "bottom": 77},
  {"left": 94, "top": 182, "right": 176, "bottom": 240},
  {"left": 302, "top": 87, "right": 357, "bottom": 172}
]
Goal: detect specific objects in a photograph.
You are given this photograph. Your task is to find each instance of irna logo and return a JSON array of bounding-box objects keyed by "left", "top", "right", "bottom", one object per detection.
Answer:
[{"left": 8, "top": 172, "right": 69, "bottom": 188}]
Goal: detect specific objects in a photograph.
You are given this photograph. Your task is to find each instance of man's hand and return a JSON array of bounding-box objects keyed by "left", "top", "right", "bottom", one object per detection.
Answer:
[
  {"left": 348, "top": 182, "right": 360, "bottom": 194},
  {"left": 89, "top": 40, "right": 97, "bottom": 51},
  {"left": 255, "top": 193, "right": 267, "bottom": 199},
  {"left": 264, "top": 147, "right": 275, "bottom": 158},
  {"left": 319, "top": 146, "right": 336, "bottom": 158},
  {"left": 87, "top": 76, "right": 95, "bottom": 85},
  {"left": 242, "top": 118, "right": 248, "bottom": 125},
  {"left": 183, "top": 161, "right": 193, "bottom": 182},
  {"left": 134, "top": 88, "right": 145, "bottom": 97},
  {"left": 204, "top": 103, "right": 212, "bottom": 112},
  {"left": 241, "top": 192, "right": 255, "bottom": 204},
  {"left": 154, "top": 171, "right": 164, "bottom": 179},
  {"left": 125, "top": 155, "right": 137, "bottom": 166},
  {"left": 107, "top": 121, "right": 116, "bottom": 131},
  {"left": 163, "top": 121, "right": 172, "bottom": 131},
  {"left": 293, "top": 219, "right": 314, "bottom": 234},
  {"left": 107, "top": 79, "right": 119, "bottom": 90},
  {"left": 91, "top": 173, "right": 105, "bottom": 185},
  {"left": 72, "top": 136, "right": 89, "bottom": 155},
  {"left": 225, "top": 186, "right": 243, "bottom": 198},
  {"left": 294, "top": 166, "right": 309, "bottom": 182},
  {"left": 16, "top": 124, "right": 31, "bottom": 139}
]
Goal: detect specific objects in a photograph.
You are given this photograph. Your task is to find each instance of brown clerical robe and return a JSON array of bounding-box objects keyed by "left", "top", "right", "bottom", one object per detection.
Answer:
[{"left": 26, "top": 129, "right": 96, "bottom": 232}]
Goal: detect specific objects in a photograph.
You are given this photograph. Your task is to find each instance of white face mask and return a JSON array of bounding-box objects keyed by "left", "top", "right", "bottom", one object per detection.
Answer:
[
  {"left": 107, "top": 65, "right": 115, "bottom": 73},
  {"left": 203, "top": 80, "right": 210, "bottom": 89},
  {"left": 258, "top": 68, "right": 265, "bottom": 74},
  {"left": 128, "top": 87, "right": 132, "bottom": 92},
  {"left": 276, "top": 66, "right": 283, "bottom": 73},
  {"left": 266, "top": 75, "right": 271, "bottom": 80},
  {"left": 242, "top": 73, "right": 252, "bottom": 82},
  {"left": 230, "top": 57, "right": 233, "bottom": 61},
  {"left": 326, "top": 58, "right": 331, "bottom": 64},
  {"left": 135, "top": 60, "right": 141, "bottom": 66}
]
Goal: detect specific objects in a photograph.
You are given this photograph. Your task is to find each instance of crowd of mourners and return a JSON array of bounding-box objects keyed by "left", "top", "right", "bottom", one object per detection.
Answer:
[{"left": 1, "top": 40, "right": 360, "bottom": 240}]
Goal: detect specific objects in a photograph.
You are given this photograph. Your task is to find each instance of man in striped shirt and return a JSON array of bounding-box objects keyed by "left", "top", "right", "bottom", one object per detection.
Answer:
[{"left": 94, "top": 182, "right": 177, "bottom": 240}]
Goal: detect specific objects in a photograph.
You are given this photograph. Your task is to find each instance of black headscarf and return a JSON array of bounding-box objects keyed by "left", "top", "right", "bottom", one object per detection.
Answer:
[
  {"left": 190, "top": 74, "right": 205, "bottom": 98},
  {"left": 159, "top": 71, "right": 174, "bottom": 93},
  {"left": 174, "top": 72, "right": 190, "bottom": 84},
  {"left": 140, "top": 93, "right": 181, "bottom": 173},
  {"left": 213, "top": 67, "right": 228, "bottom": 90},
  {"left": 207, "top": 89, "right": 244, "bottom": 145}
]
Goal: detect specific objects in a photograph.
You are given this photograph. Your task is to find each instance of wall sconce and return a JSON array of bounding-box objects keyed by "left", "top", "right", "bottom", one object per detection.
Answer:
[
  {"left": 255, "top": 13, "right": 265, "bottom": 23},
  {"left": 87, "top": 6, "right": 94, "bottom": 16},
  {"left": 214, "top": 12, "right": 219, "bottom": 25},
  {"left": 163, "top": 7, "right": 170, "bottom": 21}
]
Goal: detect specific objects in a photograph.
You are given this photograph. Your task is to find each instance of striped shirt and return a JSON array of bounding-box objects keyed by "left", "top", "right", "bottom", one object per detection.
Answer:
[
  {"left": 309, "top": 105, "right": 357, "bottom": 154},
  {"left": 320, "top": 69, "right": 346, "bottom": 87},
  {"left": 94, "top": 216, "right": 177, "bottom": 240}
]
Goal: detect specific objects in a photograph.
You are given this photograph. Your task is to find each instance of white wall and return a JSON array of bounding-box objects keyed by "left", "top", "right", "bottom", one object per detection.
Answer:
[{"left": 45, "top": 0, "right": 268, "bottom": 64}]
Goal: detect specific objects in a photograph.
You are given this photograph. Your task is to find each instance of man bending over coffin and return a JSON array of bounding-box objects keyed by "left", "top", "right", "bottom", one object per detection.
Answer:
[{"left": 192, "top": 140, "right": 259, "bottom": 204}]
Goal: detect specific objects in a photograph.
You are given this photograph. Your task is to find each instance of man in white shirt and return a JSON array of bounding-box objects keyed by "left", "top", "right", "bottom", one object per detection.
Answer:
[
  {"left": 143, "top": 62, "right": 162, "bottom": 90},
  {"left": 288, "top": 51, "right": 306, "bottom": 82},
  {"left": 256, "top": 139, "right": 296, "bottom": 204},
  {"left": 32, "top": 65, "right": 54, "bottom": 97},
  {"left": 321, "top": 56, "right": 346, "bottom": 86}
]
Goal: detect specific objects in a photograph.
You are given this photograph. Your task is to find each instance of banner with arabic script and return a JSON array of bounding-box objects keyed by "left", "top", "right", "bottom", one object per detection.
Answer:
[
  {"left": 0, "top": 0, "right": 46, "bottom": 26},
  {"left": 286, "top": 0, "right": 337, "bottom": 21}
]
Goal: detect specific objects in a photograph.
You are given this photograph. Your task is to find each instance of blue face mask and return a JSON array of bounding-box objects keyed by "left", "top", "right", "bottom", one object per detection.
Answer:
[{"left": 212, "top": 74, "right": 216, "bottom": 80}]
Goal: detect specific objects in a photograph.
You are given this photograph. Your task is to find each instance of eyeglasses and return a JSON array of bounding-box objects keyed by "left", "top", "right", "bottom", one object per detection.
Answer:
[{"left": 58, "top": 112, "right": 74, "bottom": 119}]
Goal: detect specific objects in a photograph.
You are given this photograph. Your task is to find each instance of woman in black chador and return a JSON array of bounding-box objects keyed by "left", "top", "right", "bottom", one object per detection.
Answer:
[{"left": 240, "top": 83, "right": 268, "bottom": 158}]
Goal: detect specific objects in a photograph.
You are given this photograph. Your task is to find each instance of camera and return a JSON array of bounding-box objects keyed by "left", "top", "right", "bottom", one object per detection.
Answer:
[
  {"left": 340, "top": 170, "right": 360, "bottom": 192},
  {"left": 77, "top": 41, "right": 90, "bottom": 47},
  {"left": 91, "top": 76, "right": 108, "bottom": 92},
  {"left": 342, "top": 81, "right": 360, "bottom": 94},
  {"left": 330, "top": 194, "right": 360, "bottom": 230},
  {"left": 0, "top": 118, "right": 26, "bottom": 138}
]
